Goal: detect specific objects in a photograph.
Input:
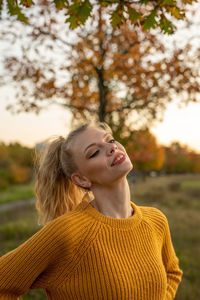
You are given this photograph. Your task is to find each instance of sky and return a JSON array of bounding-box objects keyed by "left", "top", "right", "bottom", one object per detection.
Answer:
[
  {"left": 0, "top": 94, "right": 200, "bottom": 152},
  {"left": 151, "top": 102, "right": 200, "bottom": 152},
  {"left": 0, "top": 3, "right": 200, "bottom": 152}
]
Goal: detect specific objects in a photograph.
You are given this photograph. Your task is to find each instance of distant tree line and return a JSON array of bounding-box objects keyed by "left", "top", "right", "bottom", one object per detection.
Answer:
[
  {"left": 0, "top": 142, "right": 34, "bottom": 189},
  {"left": 163, "top": 142, "right": 200, "bottom": 174},
  {"left": 0, "top": 133, "right": 199, "bottom": 189},
  {"left": 125, "top": 129, "right": 200, "bottom": 175}
]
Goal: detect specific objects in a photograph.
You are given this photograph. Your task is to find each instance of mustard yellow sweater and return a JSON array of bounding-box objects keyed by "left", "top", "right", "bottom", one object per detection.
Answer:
[{"left": 0, "top": 201, "right": 182, "bottom": 300}]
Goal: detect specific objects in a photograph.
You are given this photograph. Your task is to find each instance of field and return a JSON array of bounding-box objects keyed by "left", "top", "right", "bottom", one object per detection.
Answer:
[
  {"left": 0, "top": 174, "right": 200, "bottom": 299},
  {"left": 0, "top": 181, "right": 35, "bottom": 205}
]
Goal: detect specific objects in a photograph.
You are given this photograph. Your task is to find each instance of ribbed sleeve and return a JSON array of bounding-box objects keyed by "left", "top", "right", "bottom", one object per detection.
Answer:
[
  {"left": 161, "top": 214, "right": 183, "bottom": 300},
  {"left": 0, "top": 216, "right": 67, "bottom": 298},
  {"left": 0, "top": 202, "right": 182, "bottom": 300}
]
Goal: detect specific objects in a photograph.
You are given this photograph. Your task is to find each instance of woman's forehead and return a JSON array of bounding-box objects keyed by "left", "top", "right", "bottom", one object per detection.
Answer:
[{"left": 72, "top": 127, "right": 109, "bottom": 152}]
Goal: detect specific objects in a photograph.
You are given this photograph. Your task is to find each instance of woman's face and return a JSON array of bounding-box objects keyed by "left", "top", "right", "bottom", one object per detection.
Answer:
[{"left": 71, "top": 126, "right": 133, "bottom": 189}]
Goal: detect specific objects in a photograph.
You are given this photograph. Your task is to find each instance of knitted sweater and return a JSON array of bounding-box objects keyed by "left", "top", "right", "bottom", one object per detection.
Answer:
[{"left": 0, "top": 201, "right": 182, "bottom": 300}]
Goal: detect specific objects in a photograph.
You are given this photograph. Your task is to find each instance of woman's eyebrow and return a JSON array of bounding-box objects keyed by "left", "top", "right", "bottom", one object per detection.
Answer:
[{"left": 84, "top": 133, "right": 110, "bottom": 153}]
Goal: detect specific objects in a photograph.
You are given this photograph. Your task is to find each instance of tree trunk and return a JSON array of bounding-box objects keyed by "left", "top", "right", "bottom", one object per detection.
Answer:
[{"left": 96, "top": 66, "right": 106, "bottom": 122}]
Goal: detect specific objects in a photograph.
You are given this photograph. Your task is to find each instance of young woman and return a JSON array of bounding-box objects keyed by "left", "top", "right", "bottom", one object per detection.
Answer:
[{"left": 0, "top": 122, "right": 182, "bottom": 299}]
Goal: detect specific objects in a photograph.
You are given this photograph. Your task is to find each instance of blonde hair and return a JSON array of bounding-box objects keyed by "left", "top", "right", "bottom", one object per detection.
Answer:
[{"left": 34, "top": 122, "right": 112, "bottom": 225}]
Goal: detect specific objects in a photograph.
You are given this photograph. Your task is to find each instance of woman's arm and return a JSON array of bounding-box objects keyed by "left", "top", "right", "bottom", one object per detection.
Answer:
[
  {"left": 0, "top": 217, "right": 64, "bottom": 299},
  {"left": 162, "top": 216, "right": 183, "bottom": 300}
]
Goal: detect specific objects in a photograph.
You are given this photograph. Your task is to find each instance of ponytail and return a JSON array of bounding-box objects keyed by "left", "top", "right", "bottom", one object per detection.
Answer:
[
  {"left": 34, "top": 122, "right": 112, "bottom": 225},
  {"left": 34, "top": 136, "right": 84, "bottom": 225}
]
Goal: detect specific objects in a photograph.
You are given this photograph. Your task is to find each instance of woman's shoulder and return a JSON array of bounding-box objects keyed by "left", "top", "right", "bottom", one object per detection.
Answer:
[
  {"left": 40, "top": 203, "right": 102, "bottom": 256},
  {"left": 42, "top": 202, "right": 99, "bottom": 241},
  {"left": 139, "top": 205, "right": 167, "bottom": 220},
  {"left": 42, "top": 204, "right": 85, "bottom": 230},
  {"left": 138, "top": 205, "right": 169, "bottom": 234}
]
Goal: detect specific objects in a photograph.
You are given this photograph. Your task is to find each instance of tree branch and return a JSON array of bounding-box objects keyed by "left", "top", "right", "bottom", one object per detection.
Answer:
[{"left": 61, "top": 103, "right": 97, "bottom": 114}]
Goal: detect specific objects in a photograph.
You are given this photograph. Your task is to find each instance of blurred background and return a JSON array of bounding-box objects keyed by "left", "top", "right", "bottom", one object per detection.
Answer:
[{"left": 0, "top": 1, "right": 200, "bottom": 299}]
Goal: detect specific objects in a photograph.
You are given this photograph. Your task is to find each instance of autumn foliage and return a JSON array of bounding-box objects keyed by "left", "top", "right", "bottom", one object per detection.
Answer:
[
  {"left": 0, "top": 0, "right": 197, "bottom": 34},
  {"left": 1, "top": 6, "right": 200, "bottom": 140},
  {"left": 0, "top": 142, "right": 34, "bottom": 189},
  {"left": 163, "top": 142, "right": 200, "bottom": 174},
  {"left": 126, "top": 129, "right": 166, "bottom": 172},
  {"left": 127, "top": 131, "right": 200, "bottom": 174}
]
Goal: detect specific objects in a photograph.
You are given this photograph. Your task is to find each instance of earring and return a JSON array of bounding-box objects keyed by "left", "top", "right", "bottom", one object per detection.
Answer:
[{"left": 81, "top": 190, "right": 94, "bottom": 210}]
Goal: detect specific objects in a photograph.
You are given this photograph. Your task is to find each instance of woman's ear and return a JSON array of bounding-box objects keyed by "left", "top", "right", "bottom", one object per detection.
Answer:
[{"left": 71, "top": 173, "right": 91, "bottom": 189}]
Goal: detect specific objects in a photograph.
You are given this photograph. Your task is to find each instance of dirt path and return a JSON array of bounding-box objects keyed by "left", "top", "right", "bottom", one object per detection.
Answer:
[{"left": 0, "top": 198, "right": 36, "bottom": 213}]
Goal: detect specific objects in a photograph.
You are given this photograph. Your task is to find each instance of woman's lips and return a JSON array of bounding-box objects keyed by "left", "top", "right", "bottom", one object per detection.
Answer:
[{"left": 111, "top": 153, "right": 126, "bottom": 166}]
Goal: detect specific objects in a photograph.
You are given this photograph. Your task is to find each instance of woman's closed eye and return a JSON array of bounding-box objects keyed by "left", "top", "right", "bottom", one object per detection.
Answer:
[
  {"left": 89, "top": 150, "right": 99, "bottom": 158},
  {"left": 89, "top": 139, "right": 116, "bottom": 159}
]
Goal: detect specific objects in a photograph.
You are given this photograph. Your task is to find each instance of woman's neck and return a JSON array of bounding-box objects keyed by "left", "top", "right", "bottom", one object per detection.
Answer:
[{"left": 90, "top": 178, "right": 133, "bottom": 219}]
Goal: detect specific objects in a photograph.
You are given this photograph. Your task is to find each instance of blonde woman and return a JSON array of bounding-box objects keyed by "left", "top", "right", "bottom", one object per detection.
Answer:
[{"left": 0, "top": 122, "right": 182, "bottom": 299}]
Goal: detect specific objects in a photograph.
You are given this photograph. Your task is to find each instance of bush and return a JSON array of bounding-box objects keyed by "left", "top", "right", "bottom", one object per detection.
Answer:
[{"left": 9, "top": 163, "right": 32, "bottom": 184}]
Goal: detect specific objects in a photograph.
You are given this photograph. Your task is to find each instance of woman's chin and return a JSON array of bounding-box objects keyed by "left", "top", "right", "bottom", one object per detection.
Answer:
[{"left": 114, "top": 163, "right": 133, "bottom": 180}]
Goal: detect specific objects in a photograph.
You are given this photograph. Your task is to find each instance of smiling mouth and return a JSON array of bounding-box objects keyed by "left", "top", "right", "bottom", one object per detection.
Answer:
[{"left": 111, "top": 154, "right": 126, "bottom": 167}]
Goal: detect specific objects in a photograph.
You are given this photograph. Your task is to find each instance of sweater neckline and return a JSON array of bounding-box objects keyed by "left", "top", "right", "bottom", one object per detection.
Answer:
[{"left": 78, "top": 201, "right": 143, "bottom": 229}]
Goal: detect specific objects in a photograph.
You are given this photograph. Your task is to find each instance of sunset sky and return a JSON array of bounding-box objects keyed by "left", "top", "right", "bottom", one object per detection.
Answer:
[{"left": 1, "top": 94, "right": 200, "bottom": 152}]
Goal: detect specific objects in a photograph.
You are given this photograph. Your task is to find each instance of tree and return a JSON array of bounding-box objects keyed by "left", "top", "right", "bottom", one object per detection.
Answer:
[
  {"left": 189, "top": 151, "right": 200, "bottom": 173},
  {"left": 1, "top": 4, "right": 199, "bottom": 139},
  {"left": 0, "top": 0, "right": 197, "bottom": 34},
  {"left": 126, "top": 129, "right": 166, "bottom": 172},
  {"left": 163, "top": 142, "right": 200, "bottom": 173},
  {"left": 0, "top": 142, "right": 34, "bottom": 188}
]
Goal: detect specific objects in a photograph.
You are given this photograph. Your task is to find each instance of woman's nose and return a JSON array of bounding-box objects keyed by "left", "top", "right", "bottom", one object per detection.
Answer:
[{"left": 107, "top": 143, "right": 117, "bottom": 155}]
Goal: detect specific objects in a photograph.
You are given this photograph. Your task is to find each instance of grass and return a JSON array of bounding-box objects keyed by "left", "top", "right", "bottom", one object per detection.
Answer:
[
  {"left": 181, "top": 178, "right": 200, "bottom": 190},
  {"left": 0, "top": 181, "right": 35, "bottom": 205},
  {"left": 0, "top": 174, "right": 200, "bottom": 299}
]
